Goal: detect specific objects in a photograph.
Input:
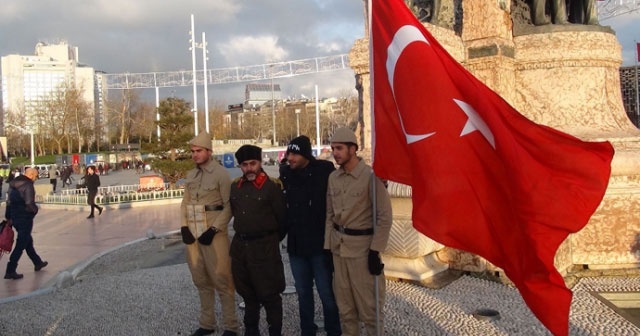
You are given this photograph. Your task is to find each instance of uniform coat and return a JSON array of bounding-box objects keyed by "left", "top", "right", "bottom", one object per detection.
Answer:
[
  {"left": 181, "top": 159, "right": 238, "bottom": 332},
  {"left": 229, "top": 172, "right": 286, "bottom": 334}
]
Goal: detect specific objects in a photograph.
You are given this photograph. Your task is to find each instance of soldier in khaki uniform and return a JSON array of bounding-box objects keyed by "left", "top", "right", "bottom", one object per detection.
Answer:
[
  {"left": 181, "top": 132, "right": 239, "bottom": 336},
  {"left": 324, "top": 128, "right": 392, "bottom": 336}
]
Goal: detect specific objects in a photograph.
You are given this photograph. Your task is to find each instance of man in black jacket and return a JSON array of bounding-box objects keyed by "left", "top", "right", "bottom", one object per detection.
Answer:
[
  {"left": 279, "top": 136, "right": 341, "bottom": 336},
  {"left": 4, "top": 168, "right": 47, "bottom": 280}
]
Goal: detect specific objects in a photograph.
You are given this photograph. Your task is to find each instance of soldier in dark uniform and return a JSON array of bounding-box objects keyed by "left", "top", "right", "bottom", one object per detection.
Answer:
[{"left": 229, "top": 145, "right": 286, "bottom": 336}]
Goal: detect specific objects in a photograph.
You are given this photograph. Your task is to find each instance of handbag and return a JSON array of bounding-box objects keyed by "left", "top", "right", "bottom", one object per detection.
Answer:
[{"left": 0, "top": 219, "right": 14, "bottom": 258}]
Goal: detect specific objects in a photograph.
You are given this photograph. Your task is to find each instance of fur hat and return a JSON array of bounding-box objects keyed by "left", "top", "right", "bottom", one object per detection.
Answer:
[
  {"left": 287, "top": 135, "right": 313, "bottom": 160},
  {"left": 235, "top": 145, "right": 262, "bottom": 164},
  {"left": 189, "top": 132, "right": 212, "bottom": 150}
]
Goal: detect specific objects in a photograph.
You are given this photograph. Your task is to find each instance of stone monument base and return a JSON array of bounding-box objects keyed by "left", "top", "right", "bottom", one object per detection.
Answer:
[{"left": 382, "top": 253, "right": 449, "bottom": 281}]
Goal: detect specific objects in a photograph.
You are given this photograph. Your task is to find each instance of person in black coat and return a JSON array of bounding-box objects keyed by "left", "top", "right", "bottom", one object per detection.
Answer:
[
  {"left": 230, "top": 145, "right": 287, "bottom": 336},
  {"left": 279, "top": 136, "right": 341, "bottom": 336},
  {"left": 84, "top": 166, "right": 103, "bottom": 219},
  {"left": 4, "top": 168, "right": 47, "bottom": 280}
]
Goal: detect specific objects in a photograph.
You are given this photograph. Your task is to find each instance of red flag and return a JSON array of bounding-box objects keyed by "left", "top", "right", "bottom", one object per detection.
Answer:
[
  {"left": 370, "top": 1, "right": 614, "bottom": 335},
  {"left": 637, "top": 42, "right": 640, "bottom": 62}
]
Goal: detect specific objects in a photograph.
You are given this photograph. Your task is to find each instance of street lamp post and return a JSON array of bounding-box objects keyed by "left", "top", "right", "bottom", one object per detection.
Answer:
[
  {"left": 189, "top": 14, "right": 199, "bottom": 135},
  {"left": 271, "top": 66, "right": 276, "bottom": 145},
  {"left": 295, "top": 109, "right": 301, "bottom": 137},
  {"left": 202, "top": 32, "right": 210, "bottom": 134}
]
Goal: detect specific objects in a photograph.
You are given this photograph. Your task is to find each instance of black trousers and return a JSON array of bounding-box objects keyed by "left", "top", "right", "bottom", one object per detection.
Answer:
[
  {"left": 7, "top": 219, "right": 43, "bottom": 273},
  {"left": 87, "top": 190, "right": 101, "bottom": 215},
  {"left": 230, "top": 235, "right": 285, "bottom": 331}
]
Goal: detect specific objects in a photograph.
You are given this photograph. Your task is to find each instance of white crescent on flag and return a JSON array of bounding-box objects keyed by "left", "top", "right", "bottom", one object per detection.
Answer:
[{"left": 386, "top": 25, "right": 435, "bottom": 144}]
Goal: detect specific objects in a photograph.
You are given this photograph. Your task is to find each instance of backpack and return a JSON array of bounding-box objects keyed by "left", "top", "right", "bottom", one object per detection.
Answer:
[{"left": 0, "top": 220, "right": 14, "bottom": 259}]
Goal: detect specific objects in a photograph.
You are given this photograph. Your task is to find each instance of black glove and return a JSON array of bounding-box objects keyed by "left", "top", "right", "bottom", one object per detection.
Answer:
[
  {"left": 323, "top": 249, "right": 334, "bottom": 273},
  {"left": 197, "top": 227, "right": 218, "bottom": 245},
  {"left": 180, "top": 227, "right": 195, "bottom": 245},
  {"left": 368, "top": 250, "right": 384, "bottom": 275}
]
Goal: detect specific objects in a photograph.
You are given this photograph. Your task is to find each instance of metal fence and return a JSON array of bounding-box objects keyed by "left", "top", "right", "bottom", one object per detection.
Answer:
[
  {"left": 58, "top": 183, "right": 172, "bottom": 196},
  {"left": 41, "top": 184, "right": 183, "bottom": 205}
]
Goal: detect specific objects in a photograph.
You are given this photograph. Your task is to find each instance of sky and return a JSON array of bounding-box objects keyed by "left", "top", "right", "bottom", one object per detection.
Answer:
[{"left": 0, "top": 0, "right": 638, "bottom": 108}]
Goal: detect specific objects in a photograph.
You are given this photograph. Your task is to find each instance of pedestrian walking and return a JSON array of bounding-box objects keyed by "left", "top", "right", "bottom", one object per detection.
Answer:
[
  {"left": 60, "top": 166, "right": 71, "bottom": 188},
  {"left": 230, "top": 145, "right": 286, "bottom": 336},
  {"left": 4, "top": 168, "right": 48, "bottom": 280},
  {"left": 279, "top": 135, "right": 341, "bottom": 336},
  {"left": 325, "top": 127, "right": 392, "bottom": 335},
  {"left": 49, "top": 164, "right": 58, "bottom": 193},
  {"left": 84, "top": 166, "right": 103, "bottom": 219},
  {"left": 180, "top": 132, "right": 239, "bottom": 336}
]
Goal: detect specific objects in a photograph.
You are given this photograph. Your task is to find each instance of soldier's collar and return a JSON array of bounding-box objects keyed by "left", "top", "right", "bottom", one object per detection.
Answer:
[
  {"left": 197, "top": 159, "right": 218, "bottom": 174},
  {"left": 237, "top": 171, "right": 268, "bottom": 190}
]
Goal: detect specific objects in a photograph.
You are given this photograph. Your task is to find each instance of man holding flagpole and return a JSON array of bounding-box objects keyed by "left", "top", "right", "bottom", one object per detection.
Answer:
[{"left": 324, "top": 127, "right": 392, "bottom": 335}]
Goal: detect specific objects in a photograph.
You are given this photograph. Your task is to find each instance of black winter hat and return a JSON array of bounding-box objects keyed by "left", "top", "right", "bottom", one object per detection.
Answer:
[
  {"left": 235, "top": 145, "right": 262, "bottom": 164},
  {"left": 287, "top": 136, "right": 313, "bottom": 160}
]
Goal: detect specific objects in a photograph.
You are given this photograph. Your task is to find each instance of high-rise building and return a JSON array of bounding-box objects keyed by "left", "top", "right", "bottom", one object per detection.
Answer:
[{"left": 1, "top": 41, "right": 102, "bottom": 135}]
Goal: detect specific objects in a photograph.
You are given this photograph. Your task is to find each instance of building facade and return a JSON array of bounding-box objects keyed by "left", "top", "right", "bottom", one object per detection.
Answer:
[
  {"left": 1, "top": 42, "right": 102, "bottom": 137},
  {"left": 244, "top": 82, "right": 282, "bottom": 110}
]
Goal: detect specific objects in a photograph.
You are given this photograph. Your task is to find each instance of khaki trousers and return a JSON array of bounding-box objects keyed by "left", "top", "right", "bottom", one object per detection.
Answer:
[
  {"left": 333, "top": 254, "right": 385, "bottom": 336},
  {"left": 186, "top": 233, "right": 239, "bottom": 332}
]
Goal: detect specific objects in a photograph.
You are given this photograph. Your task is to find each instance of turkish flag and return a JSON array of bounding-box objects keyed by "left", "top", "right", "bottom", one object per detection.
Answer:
[{"left": 371, "top": 1, "right": 614, "bottom": 335}]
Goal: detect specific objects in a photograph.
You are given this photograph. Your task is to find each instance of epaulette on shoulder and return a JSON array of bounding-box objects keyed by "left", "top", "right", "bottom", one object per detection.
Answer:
[
  {"left": 232, "top": 177, "right": 242, "bottom": 184},
  {"left": 270, "top": 177, "right": 284, "bottom": 190}
]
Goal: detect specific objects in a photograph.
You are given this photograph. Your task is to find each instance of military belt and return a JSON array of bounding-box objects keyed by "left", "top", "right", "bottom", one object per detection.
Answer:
[
  {"left": 236, "top": 230, "right": 277, "bottom": 241},
  {"left": 204, "top": 205, "right": 224, "bottom": 211},
  {"left": 333, "top": 223, "right": 374, "bottom": 236}
]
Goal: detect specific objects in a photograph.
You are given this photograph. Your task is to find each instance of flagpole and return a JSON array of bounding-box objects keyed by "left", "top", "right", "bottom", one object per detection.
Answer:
[
  {"left": 371, "top": 172, "right": 381, "bottom": 336},
  {"left": 364, "top": 0, "right": 382, "bottom": 336},
  {"left": 635, "top": 40, "right": 639, "bottom": 127},
  {"left": 366, "top": 1, "right": 382, "bottom": 336}
]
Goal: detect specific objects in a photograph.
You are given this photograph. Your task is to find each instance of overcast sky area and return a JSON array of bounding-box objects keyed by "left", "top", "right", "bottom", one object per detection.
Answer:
[{"left": 0, "top": 0, "right": 638, "bottom": 108}]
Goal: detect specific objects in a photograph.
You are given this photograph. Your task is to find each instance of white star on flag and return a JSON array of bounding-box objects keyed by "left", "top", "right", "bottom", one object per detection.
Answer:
[{"left": 455, "top": 99, "right": 495, "bottom": 148}]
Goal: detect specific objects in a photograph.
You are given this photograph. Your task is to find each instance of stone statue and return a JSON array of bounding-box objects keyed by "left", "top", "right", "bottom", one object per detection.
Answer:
[
  {"left": 531, "top": 0, "right": 567, "bottom": 25},
  {"left": 405, "top": 0, "right": 441, "bottom": 24},
  {"left": 568, "top": 0, "right": 599, "bottom": 25}
]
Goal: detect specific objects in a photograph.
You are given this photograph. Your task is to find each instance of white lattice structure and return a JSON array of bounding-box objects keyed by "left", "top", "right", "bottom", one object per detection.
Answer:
[
  {"left": 598, "top": 0, "right": 640, "bottom": 20},
  {"left": 101, "top": 54, "right": 350, "bottom": 90}
]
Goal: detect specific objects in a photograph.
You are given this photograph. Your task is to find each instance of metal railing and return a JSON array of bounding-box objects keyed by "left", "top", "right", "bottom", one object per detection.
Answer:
[
  {"left": 41, "top": 184, "right": 183, "bottom": 205},
  {"left": 58, "top": 183, "right": 172, "bottom": 196}
]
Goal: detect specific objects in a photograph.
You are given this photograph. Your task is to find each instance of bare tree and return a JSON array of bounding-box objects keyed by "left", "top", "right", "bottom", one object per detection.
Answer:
[
  {"left": 130, "top": 101, "right": 156, "bottom": 144},
  {"left": 207, "top": 101, "right": 227, "bottom": 140},
  {"left": 64, "top": 84, "right": 93, "bottom": 153},
  {"left": 3, "top": 107, "right": 28, "bottom": 157},
  {"left": 37, "top": 82, "right": 80, "bottom": 154},
  {"left": 103, "top": 89, "right": 143, "bottom": 146}
]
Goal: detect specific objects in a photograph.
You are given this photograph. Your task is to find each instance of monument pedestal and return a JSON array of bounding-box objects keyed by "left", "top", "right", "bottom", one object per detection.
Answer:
[{"left": 382, "top": 191, "right": 448, "bottom": 282}]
